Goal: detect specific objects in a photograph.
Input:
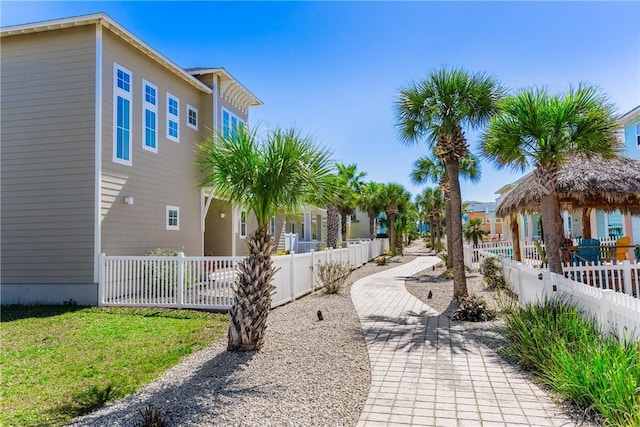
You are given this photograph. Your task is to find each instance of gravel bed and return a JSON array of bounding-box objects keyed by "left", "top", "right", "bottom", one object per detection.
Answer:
[{"left": 70, "top": 252, "right": 417, "bottom": 427}]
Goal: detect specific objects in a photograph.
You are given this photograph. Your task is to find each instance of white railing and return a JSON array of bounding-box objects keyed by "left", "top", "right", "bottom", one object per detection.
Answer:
[
  {"left": 464, "top": 246, "right": 640, "bottom": 341},
  {"left": 99, "top": 239, "right": 389, "bottom": 311}
]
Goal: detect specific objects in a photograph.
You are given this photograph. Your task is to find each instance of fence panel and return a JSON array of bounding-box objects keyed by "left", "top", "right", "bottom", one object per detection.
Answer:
[
  {"left": 271, "top": 255, "right": 293, "bottom": 308},
  {"left": 292, "top": 252, "right": 314, "bottom": 299}
]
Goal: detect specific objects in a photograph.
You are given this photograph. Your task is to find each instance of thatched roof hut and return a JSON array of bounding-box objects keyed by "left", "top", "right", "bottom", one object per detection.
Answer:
[{"left": 496, "top": 154, "right": 640, "bottom": 218}]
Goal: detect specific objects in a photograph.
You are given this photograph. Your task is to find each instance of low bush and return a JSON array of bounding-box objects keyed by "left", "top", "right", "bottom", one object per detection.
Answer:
[
  {"left": 133, "top": 405, "right": 171, "bottom": 427},
  {"left": 503, "top": 298, "right": 640, "bottom": 426},
  {"left": 374, "top": 256, "right": 388, "bottom": 266},
  {"left": 480, "top": 256, "right": 508, "bottom": 291},
  {"left": 314, "top": 260, "right": 351, "bottom": 294},
  {"left": 451, "top": 294, "right": 496, "bottom": 322}
]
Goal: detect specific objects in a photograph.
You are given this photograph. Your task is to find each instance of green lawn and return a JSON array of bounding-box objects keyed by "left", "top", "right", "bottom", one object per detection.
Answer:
[{"left": 0, "top": 305, "right": 228, "bottom": 427}]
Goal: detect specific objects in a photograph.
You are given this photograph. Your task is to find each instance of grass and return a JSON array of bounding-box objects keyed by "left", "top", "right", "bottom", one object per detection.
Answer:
[
  {"left": 502, "top": 298, "right": 640, "bottom": 426},
  {"left": 0, "top": 305, "right": 228, "bottom": 427}
]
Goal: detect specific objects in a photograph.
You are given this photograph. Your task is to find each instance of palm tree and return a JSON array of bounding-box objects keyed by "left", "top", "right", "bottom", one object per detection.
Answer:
[
  {"left": 417, "top": 187, "right": 445, "bottom": 252},
  {"left": 482, "top": 84, "right": 620, "bottom": 273},
  {"left": 396, "top": 67, "right": 504, "bottom": 298},
  {"left": 411, "top": 151, "right": 481, "bottom": 267},
  {"left": 196, "top": 126, "right": 334, "bottom": 351},
  {"left": 336, "top": 163, "right": 367, "bottom": 243},
  {"left": 379, "top": 183, "right": 411, "bottom": 253},
  {"left": 463, "top": 217, "right": 489, "bottom": 248},
  {"left": 358, "top": 181, "right": 384, "bottom": 239}
]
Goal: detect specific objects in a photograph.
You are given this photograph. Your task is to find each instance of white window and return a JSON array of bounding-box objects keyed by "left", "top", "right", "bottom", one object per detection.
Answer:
[
  {"left": 166, "top": 93, "right": 180, "bottom": 142},
  {"left": 221, "top": 108, "right": 245, "bottom": 139},
  {"left": 186, "top": 104, "right": 198, "bottom": 130},
  {"left": 240, "top": 211, "right": 247, "bottom": 238},
  {"left": 166, "top": 206, "right": 180, "bottom": 230},
  {"left": 636, "top": 122, "right": 640, "bottom": 147},
  {"left": 142, "top": 80, "right": 158, "bottom": 153},
  {"left": 270, "top": 217, "right": 276, "bottom": 237},
  {"left": 113, "top": 63, "right": 132, "bottom": 165}
]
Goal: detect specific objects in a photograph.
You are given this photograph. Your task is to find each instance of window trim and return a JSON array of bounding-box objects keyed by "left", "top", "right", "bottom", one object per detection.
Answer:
[
  {"left": 166, "top": 205, "right": 180, "bottom": 230},
  {"left": 186, "top": 104, "right": 198, "bottom": 130},
  {"left": 166, "top": 92, "right": 180, "bottom": 142},
  {"left": 142, "top": 79, "right": 158, "bottom": 153},
  {"left": 240, "top": 210, "right": 247, "bottom": 238},
  {"left": 113, "top": 63, "right": 132, "bottom": 166}
]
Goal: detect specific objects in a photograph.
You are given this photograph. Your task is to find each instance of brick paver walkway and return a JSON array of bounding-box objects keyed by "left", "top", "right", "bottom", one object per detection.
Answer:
[{"left": 351, "top": 256, "right": 577, "bottom": 427}]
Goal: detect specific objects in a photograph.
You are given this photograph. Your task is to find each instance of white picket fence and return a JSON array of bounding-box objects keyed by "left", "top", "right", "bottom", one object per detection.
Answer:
[
  {"left": 99, "top": 239, "right": 389, "bottom": 311},
  {"left": 464, "top": 245, "right": 640, "bottom": 341}
]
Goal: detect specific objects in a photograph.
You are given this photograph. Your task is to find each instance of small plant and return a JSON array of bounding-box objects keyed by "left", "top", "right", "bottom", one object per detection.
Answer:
[
  {"left": 374, "top": 256, "right": 388, "bottom": 266},
  {"left": 451, "top": 294, "right": 496, "bottom": 322},
  {"left": 437, "top": 252, "right": 448, "bottom": 265},
  {"left": 274, "top": 249, "right": 291, "bottom": 256},
  {"left": 480, "top": 256, "right": 508, "bottom": 291},
  {"left": 133, "top": 404, "right": 171, "bottom": 427},
  {"left": 314, "top": 260, "right": 351, "bottom": 294},
  {"left": 442, "top": 268, "right": 454, "bottom": 279}
]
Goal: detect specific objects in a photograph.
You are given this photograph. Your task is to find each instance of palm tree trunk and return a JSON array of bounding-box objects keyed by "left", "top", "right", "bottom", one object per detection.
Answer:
[
  {"left": 341, "top": 210, "right": 348, "bottom": 243},
  {"left": 227, "top": 227, "right": 277, "bottom": 352},
  {"left": 435, "top": 215, "right": 442, "bottom": 252},
  {"left": 327, "top": 204, "right": 340, "bottom": 248},
  {"left": 541, "top": 193, "right": 563, "bottom": 274},
  {"left": 389, "top": 212, "right": 396, "bottom": 253},
  {"left": 429, "top": 217, "right": 436, "bottom": 250},
  {"left": 368, "top": 213, "right": 376, "bottom": 240},
  {"left": 445, "top": 197, "right": 453, "bottom": 268},
  {"left": 445, "top": 160, "right": 467, "bottom": 298}
]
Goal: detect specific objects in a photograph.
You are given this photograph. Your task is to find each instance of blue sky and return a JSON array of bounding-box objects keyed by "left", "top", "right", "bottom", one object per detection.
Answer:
[{"left": 2, "top": 1, "right": 639, "bottom": 203}]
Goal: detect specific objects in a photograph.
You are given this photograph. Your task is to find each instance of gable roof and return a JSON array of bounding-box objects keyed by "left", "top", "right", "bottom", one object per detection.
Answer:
[
  {"left": 1, "top": 13, "right": 213, "bottom": 95},
  {"left": 619, "top": 105, "right": 640, "bottom": 125}
]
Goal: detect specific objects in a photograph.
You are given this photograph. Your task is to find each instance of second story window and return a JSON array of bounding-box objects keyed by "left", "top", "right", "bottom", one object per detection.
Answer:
[
  {"left": 187, "top": 105, "right": 198, "bottom": 130},
  {"left": 636, "top": 122, "right": 640, "bottom": 147},
  {"left": 222, "top": 108, "right": 246, "bottom": 139},
  {"left": 167, "top": 93, "right": 180, "bottom": 142},
  {"left": 113, "top": 63, "right": 132, "bottom": 165},
  {"left": 142, "top": 80, "right": 157, "bottom": 152}
]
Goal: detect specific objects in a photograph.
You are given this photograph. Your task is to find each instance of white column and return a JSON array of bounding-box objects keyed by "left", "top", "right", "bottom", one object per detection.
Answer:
[{"left": 304, "top": 212, "right": 312, "bottom": 242}]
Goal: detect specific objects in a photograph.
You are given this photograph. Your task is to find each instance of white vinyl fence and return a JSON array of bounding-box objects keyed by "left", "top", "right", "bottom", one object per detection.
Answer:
[
  {"left": 464, "top": 245, "right": 640, "bottom": 341},
  {"left": 99, "top": 239, "right": 389, "bottom": 311}
]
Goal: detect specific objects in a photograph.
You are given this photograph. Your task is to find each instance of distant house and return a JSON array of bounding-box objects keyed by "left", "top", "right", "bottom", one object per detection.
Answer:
[
  {"left": 619, "top": 105, "right": 640, "bottom": 241},
  {"left": 462, "top": 201, "right": 505, "bottom": 241},
  {"left": 1, "top": 13, "right": 265, "bottom": 305}
]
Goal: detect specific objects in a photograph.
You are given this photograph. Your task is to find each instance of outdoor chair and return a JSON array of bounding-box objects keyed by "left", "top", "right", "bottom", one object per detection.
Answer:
[
  {"left": 571, "top": 238, "right": 601, "bottom": 265},
  {"left": 614, "top": 236, "right": 631, "bottom": 262}
]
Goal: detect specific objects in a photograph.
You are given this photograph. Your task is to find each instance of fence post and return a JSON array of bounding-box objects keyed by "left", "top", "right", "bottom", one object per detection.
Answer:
[
  {"left": 177, "top": 252, "right": 185, "bottom": 308},
  {"left": 622, "top": 261, "right": 633, "bottom": 296},
  {"left": 599, "top": 289, "right": 614, "bottom": 335},
  {"left": 310, "top": 249, "right": 315, "bottom": 291},
  {"left": 289, "top": 251, "right": 296, "bottom": 302}
]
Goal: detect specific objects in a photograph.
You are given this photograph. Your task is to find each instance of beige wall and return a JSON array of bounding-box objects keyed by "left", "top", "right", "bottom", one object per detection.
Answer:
[
  {"left": 1, "top": 26, "right": 97, "bottom": 297},
  {"left": 100, "top": 29, "right": 206, "bottom": 256}
]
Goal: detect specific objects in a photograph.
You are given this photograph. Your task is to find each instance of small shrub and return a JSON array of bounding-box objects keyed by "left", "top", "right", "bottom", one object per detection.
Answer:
[
  {"left": 314, "top": 260, "right": 351, "bottom": 294},
  {"left": 133, "top": 405, "right": 171, "bottom": 427},
  {"left": 442, "top": 268, "right": 453, "bottom": 279},
  {"left": 374, "top": 256, "right": 387, "bottom": 266},
  {"left": 437, "top": 252, "right": 448, "bottom": 265},
  {"left": 480, "top": 256, "right": 508, "bottom": 290},
  {"left": 451, "top": 294, "right": 496, "bottom": 322},
  {"left": 144, "top": 248, "right": 193, "bottom": 296}
]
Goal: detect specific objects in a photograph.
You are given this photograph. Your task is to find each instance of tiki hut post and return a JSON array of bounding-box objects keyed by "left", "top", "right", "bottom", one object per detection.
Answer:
[
  {"left": 510, "top": 213, "right": 522, "bottom": 261},
  {"left": 581, "top": 207, "right": 592, "bottom": 238}
]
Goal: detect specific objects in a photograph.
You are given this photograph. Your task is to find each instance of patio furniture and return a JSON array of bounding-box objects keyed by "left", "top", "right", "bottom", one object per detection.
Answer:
[
  {"left": 571, "top": 238, "right": 601, "bottom": 265},
  {"left": 615, "top": 236, "right": 631, "bottom": 262}
]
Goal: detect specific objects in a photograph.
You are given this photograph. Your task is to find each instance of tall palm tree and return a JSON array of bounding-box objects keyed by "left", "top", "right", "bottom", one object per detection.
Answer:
[
  {"left": 396, "top": 67, "right": 504, "bottom": 298},
  {"left": 380, "top": 183, "right": 411, "bottom": 253},
  {"left": 482, "top": 84, "right": 620, "bottom": 273},
  {"left": 411, "top": 151, "right": 481, "bottom": 267},
  {"left": 417, "top": 187, "right": 445, "bottom": 252},
  {"left": 196, "top": 126, "right": 334, "bottom": 351},
  {"left": 358, "top": 181, "right": 384, "bottom": 239},
  {"left": 336, "top": 163, "right": 367, "bottom": 243}
]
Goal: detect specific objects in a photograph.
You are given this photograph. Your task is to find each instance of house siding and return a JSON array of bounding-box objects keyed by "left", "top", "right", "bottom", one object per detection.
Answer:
[
  {"left": 624, "top": 121, "right": 640, "bottom": 159},
  {"left": 1, "top": 26, "right": 97, "bottom": 302},
  {"left": 100, "top": 30, "right": 205, "bottom": 256}
]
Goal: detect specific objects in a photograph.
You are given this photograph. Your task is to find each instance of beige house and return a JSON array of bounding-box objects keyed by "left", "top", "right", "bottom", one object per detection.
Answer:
[{"left": 1, "top": 13, "right": 266, "bottom": 305}]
